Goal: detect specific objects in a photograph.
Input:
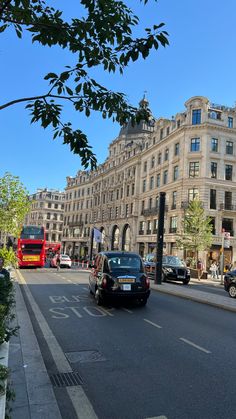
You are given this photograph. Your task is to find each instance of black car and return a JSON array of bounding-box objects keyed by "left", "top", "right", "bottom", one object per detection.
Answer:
[
  {"left": 224, "top": 270, "right": 236, "bottom": 298},
  {"left": 143, "top": 254, "right": 191, "bottom": 285},
  {"left": 89, "top": 251, "right": 150, "bottom": 306}
]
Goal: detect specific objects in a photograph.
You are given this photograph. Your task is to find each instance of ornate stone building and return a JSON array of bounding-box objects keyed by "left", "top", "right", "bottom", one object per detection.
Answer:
[
  {"left": 25, "top": 188, "right": 65, "bottom": 244},
  {"left": 62, "top": 96, "right": 236, "bottom": 267}
]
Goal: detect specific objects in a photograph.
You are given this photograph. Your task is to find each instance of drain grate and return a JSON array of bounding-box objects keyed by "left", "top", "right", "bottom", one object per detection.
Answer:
[{"left": 50, "top": 372, "right": 83, "bottom": 387}]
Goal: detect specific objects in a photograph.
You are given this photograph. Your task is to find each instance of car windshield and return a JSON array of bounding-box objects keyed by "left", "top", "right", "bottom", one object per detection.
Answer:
[
  {"left": 163, "top": 256, "right": 185, "bottom": 266},
  {"left": 108, "top": 256, "right": 142, "bottom": 271}
]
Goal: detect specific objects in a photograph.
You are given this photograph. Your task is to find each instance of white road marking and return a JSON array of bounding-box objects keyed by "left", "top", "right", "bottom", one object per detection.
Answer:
[
  {"left": 145, "top": 416, "right": 168, "bottom": 419},
  {"left": 143, "top": 319, "right": 162, "bottom": 329},
  {"left": 179, "top": 337, "right": 211, "bottom": 354},
  {"left": 16, "top": 270, "right": 98, "bottom": 419},
  {"left": 83, "top": 287, "right": 88, "bottom": 291},
  {"left": 121, "top": 307, "right": 133, "bottom": 313}
]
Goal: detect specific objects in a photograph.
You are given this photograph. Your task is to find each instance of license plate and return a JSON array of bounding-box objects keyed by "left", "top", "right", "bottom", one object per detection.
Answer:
[
  {"left": 178, "top": 275, "right": 185, "bottom": 279},
  {"left": 118, "top": 278, "right": 135, "bottom": 283},
  {"left": 122, "top": 284, "right": 131, "bottom": 291},
  {"left": 23, "top": 255, "right": 40, "bottom": 261}
]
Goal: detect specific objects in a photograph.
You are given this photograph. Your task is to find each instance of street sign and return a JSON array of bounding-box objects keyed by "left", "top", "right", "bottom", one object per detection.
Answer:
[{"left": 224, "top": 231, "right": 230, "bottom": 248}]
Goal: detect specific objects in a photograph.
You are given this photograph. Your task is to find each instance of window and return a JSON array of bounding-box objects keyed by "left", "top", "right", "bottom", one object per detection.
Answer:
[
  {"left": 211, "top": 162, "right": 217, "bottom": 178},
  {"left": 210, "top": 189, "right": 216, "bottom": 209},
  {"left": 190, "top": 138, "right": 200, "bottom": 152},
  {"left": 160, "top": 128, "right": 163, "bottom": 140},
  {"left": 209, "top": 217, "right": 216, "bottom": 235},
  {"left": 48, "top": 203, "right": 52, "bottom": 208},
  {"left": 225, "top": 191, "right": 232, "bottom": 210},
  {"left": 189, "top": 162, "right": 199, "bottom": 178},
  {"left": 188, "top": 188, "right": 199, "bottom": 201},
  {"left": 151, "top": 156, "right": 155, "bottom": 168},
  {"left": 211, "top": 138, "right": 218, "bottom": 152},
  {"left": 47, "top": 213, "right": 50, "bottom": 220},
  {"left": 163, "top": 170, "right": 168, "bottom": 185},
  {"left": 166, "top": 127, "right": 170, "bottom": 136},
  {"left": 147, "top": 220, "right": 152, "bottom": 234},
  {"left": 141, "top": 200, "right": 145, "bottom": 212},
  {"left": 226, "top": 141, "right": 233, "bottom": 155},
  {"left": 139, "top": 221, "right": 145, "bottom": 234},
  {"left": 174, "top": 143, "right": 179, "bottom": 156},
  {"left": 125, "top": 204, "right": 129, "bottom": 217},
  {"left": 143, "top": 161, "right": 147, "bottom": 172},
  {"left": 149, "top": 198, "right": 152, "bottom": 209},
  {"left": 46, "top": 223, "right": 50, "bottom": 229},
  {"left": 164, "top": 148, "right": 169, "bottom": 161},
  {"left": 53, "top": 223, "right": 57, "bottom": 230},
  {"left": 222, "top": 218, "right": 233, "bottom": 237},
  {"left": 225, "top": 164, "right": 233, "bottom": 181},
  {"left": 192, "top": 109, "right": 201, "bottom": 125},
  {"left": 150, "top": 176, "right": 154, "bottom": 190},
  {"left": 173, "top": 166, "right": 179, "bottom": 181},
  {"left": 158, "top": 152, "right": 162, "bottom": 165},
  {"left": 156, "top": 174, "right": 160, "bottom": 187},
  {"left": 155, "top": 196, "right": 159, "bottom": 208},
  {"left": 142, "top": 179, "right": 146, "bottom": 192},
  {"left": 228, "top": 117, "right": 233, "bottom": 128},
  {"left": 126, "top": 185, "right": 130, "bottom": 196},
  {"left": 172, "top": 191, "right": 177, "bottom": 209},
  {"left": 177, "top": 119, "right": 180, "bottom": 128},
  {"left": 131, "top": 183, "right": 135, "bottom": 195},
  {"left": 170, "top": 216, "right": 177, "bottom": 233}
]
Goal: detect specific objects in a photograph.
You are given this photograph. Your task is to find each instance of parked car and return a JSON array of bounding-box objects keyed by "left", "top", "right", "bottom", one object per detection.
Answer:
[
  {"left": 50, "top": 254, "right": 72, "bottom": 268},
  {"left": 224, "top": 270, "right": 236, "bottom": 298},
  {"left": 143, "top": 254, "right": 191, "bottom": 285},
  {"left": 89, "top": 251, "right": 150, "bottom": 306}
]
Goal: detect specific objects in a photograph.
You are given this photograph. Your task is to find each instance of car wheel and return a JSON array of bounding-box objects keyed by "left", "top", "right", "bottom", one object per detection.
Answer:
[
  {"left": 183, "top": 279, "right": 190, "bottom": 285},
  {"left": 95, "top": 289, "right": 103, "bottom": 305},
  {"left": 228, "top": 284, "right": 236, "bottom": 298}
]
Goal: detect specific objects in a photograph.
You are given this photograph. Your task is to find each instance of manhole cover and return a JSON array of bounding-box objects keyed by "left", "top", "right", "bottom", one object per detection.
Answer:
[
  {"left": 65, "top": 350, "right": 106, "bottom": 363},
  {"left": 50, "top": 372, "right": 83, "bottom": 387}
]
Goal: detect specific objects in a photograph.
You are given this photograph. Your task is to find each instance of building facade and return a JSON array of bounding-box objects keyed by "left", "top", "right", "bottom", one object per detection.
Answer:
[
  {"left": 25, "top": 188, "right": 65, "bottom": 244},
  {"left": 62, "top": 96, "right": 236, "bottom": 267}
]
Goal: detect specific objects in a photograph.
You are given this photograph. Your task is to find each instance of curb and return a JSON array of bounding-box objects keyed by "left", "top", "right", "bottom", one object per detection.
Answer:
[
  {"left": 0, "top": 342, "right": 9, "bottom": 419},
  {"left": 150, "top": 281, "right": 236, "bottom": 313}
]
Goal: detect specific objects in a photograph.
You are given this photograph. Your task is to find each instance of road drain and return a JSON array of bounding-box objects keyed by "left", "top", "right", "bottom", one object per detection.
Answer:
[{"left": 50, "top": 372, "right": 83, "bottom": 387}]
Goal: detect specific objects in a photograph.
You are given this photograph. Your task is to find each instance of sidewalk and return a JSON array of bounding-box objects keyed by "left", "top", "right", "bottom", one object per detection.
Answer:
[{"left": 7, "top": 271, "right": 235, "bottom": 418}]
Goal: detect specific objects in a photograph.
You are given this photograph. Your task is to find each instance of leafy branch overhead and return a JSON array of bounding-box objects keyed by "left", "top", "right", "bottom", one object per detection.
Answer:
[{"left": 0, "top": 0, "right": 169, "bottom": 169}]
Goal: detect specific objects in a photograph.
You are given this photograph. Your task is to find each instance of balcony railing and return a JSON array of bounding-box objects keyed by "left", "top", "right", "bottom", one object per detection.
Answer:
[
  {"left": 219, "top": 203, "right": 236, "bottom": 211},
  {"left": 141, "top": 205, "right": 168, "bottom": 217},
  {"left": 68, "top": 221, "right": 84, "bottom": 227},
  {"left": 169, "top": 227, "right": 177, "bottom": 233}
]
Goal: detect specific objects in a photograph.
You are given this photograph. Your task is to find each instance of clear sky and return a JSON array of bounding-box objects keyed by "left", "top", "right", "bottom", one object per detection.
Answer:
[{"left": 1, "top": 0, "right": 236, "bottom": 194}]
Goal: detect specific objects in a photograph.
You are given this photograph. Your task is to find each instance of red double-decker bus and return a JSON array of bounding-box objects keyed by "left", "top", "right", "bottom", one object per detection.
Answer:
[{"left": 17, "top": 225, "right": 46, "bottom": 268}]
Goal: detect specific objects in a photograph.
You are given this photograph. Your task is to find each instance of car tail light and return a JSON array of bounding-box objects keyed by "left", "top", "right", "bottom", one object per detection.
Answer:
[
  {"left": 102, "top": 275, "right": 107, "bottom": 289},
  {"left": 144, "top": 275, "right": 150, "bottom": 288}
]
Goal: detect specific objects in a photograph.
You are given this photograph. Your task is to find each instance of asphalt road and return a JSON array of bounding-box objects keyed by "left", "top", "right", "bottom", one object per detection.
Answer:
[{"left": 18, "top": 268, "right": 236, "bottom": 419}]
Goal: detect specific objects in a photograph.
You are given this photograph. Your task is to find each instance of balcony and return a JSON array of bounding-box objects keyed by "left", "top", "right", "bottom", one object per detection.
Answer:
[
  {"left": 139, "top": 230, "right": 144, "bottom": 235},
  {"left": 68, "top": 221, "right": 84, "bottom": 227},
  {"left": 219, "top": 203, "right": 236, "bottom": 211},
  {"left": 169, "top": 227, "right": 177, "bottom": 234},
  {"left": 141, "top": 205, "right": 168, "bottom": 217}
]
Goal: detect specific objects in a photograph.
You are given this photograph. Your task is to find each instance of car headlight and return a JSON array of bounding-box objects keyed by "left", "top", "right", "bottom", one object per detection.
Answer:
[
  {"left": 163, "top": 267, "right": 173, "bottom": 273},
  {"left": 187, "top": 268, "right": 190, "bottom": 274}
]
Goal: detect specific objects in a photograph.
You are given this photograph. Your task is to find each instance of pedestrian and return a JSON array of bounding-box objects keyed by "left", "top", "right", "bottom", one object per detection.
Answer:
[
  {"left": 210, "top": 261, "right": 217, "bottom": 279},
  {"left": 56, "top": 253, "right": 61, "bottom": 271},
  {"left": 197, "top": 259, "right": 204, "bottom": 281}
]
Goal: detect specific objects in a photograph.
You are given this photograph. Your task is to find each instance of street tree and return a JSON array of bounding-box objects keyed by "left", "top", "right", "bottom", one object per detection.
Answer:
[
  {"left": 0, "top": 0, "right": 169, "bottom": 169},
  {"left": 176, "top": 198, "right": 213, "bottom": 266},
  {"left": 0, "top": 172, "right": 31, "bottom": 246}
]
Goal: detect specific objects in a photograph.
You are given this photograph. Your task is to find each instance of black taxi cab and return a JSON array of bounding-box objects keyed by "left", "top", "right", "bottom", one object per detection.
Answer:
[{"left": 89, "top": 251, "right": 150, "bottom": 306}]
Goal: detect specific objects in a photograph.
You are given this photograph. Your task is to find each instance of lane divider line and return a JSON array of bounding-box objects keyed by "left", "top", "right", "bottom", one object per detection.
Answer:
[
  {"left": 179, "top": 337, "right": 211, "bottom": 354},
  {"left": 143, "top": 319, "right": 162, "bottom": 329}
]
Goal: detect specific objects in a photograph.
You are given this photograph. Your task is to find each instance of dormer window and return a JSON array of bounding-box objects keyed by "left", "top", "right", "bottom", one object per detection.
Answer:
[{"left": 192, "top": 109, "right": 201, "bottom": 125}]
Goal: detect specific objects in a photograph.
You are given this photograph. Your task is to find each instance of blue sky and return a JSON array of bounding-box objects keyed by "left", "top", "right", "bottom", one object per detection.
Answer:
[{"left": 1, "top": 0, "right": 236, "bottom": 194}]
